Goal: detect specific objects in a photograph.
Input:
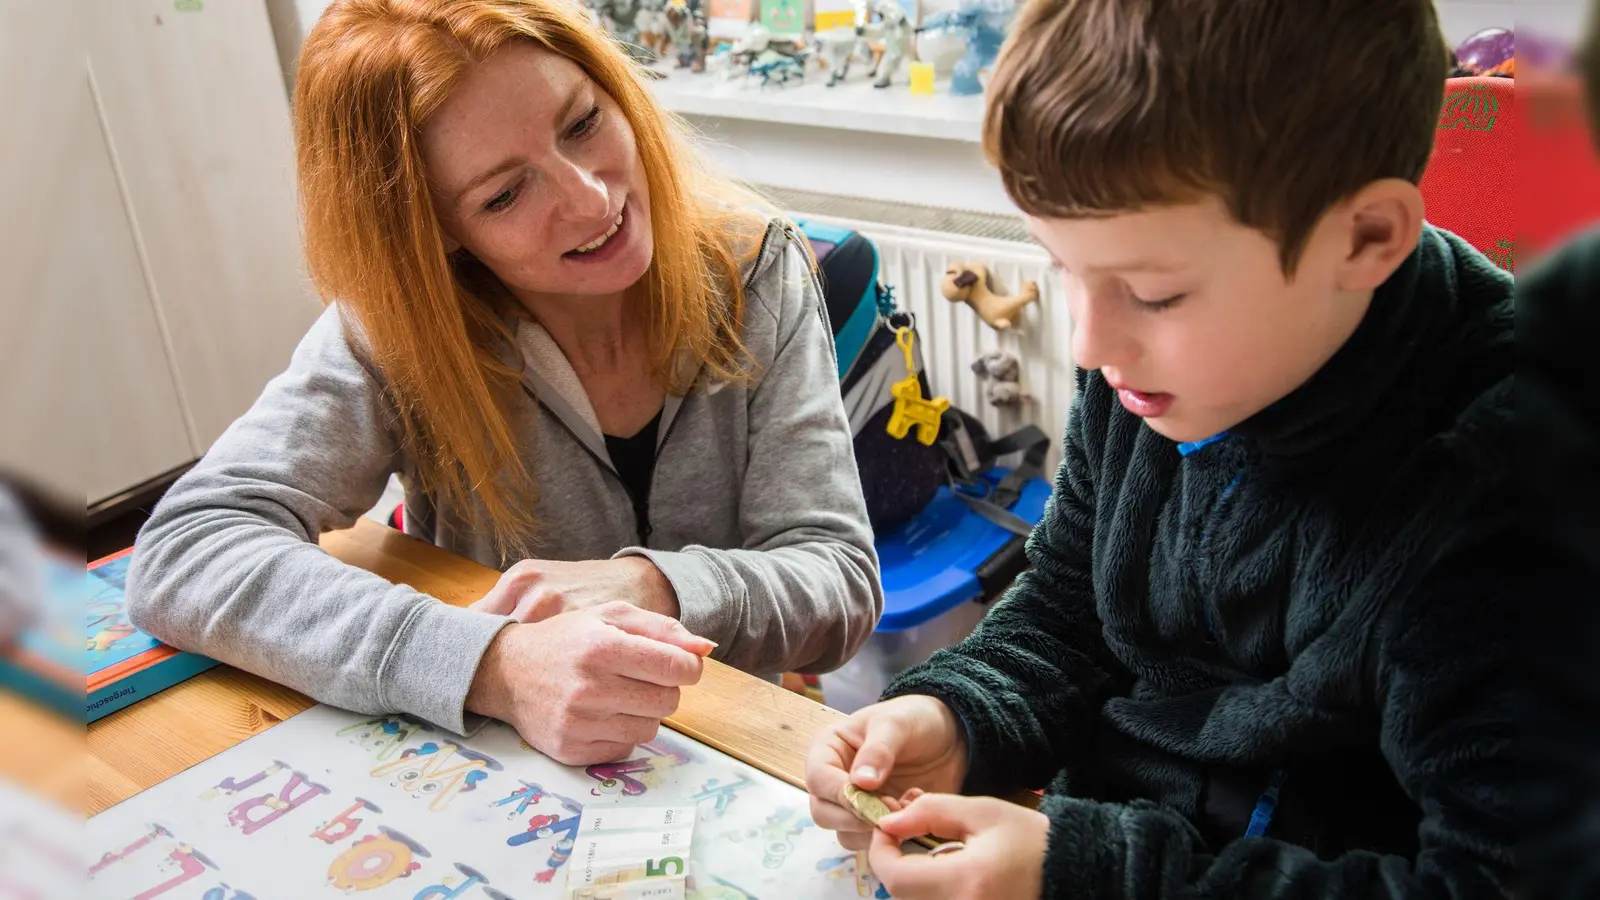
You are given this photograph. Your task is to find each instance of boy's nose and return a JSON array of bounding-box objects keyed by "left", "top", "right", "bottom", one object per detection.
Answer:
[{"left": 1070, "top": 296, "right": 1136, "bottom": 373}]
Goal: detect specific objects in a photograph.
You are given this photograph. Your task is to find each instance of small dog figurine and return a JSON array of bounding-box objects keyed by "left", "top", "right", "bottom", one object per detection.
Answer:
[{"left": 941, "top": 262, "right": 1038, "bottom": 331}]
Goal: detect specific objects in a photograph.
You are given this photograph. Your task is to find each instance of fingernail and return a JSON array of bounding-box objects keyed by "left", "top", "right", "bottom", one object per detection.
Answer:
[{"left": 854, "top": 766, "right": 878, "bottom": 782}]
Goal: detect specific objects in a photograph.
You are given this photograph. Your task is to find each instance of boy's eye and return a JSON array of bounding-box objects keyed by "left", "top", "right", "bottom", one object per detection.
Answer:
[
  {"left": 568, "top": 104, "right": 602, "bottom": 139},
  {"left": 1135, "top": 293, "right": 1186, "bottom": 311}
]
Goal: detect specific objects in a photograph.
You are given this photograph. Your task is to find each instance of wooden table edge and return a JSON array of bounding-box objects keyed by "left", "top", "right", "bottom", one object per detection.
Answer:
[{"left": 85, "top": 519, "right": 846, "bottom": 814}]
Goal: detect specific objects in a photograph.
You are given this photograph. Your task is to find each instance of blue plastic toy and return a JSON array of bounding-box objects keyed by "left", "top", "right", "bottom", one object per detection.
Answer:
[{"left": 915, "top": 0, "right": 1016, "bottom": 96}]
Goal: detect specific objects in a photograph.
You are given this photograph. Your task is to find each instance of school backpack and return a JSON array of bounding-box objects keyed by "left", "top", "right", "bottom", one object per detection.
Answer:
[{"left": 795, "top": 219, "right": 1050, "bottom": 537}]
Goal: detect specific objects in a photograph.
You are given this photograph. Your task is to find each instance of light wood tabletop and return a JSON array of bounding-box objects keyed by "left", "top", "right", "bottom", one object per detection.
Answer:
[{"left": 84, "top": 518, "right": 846, "bottom": 816}]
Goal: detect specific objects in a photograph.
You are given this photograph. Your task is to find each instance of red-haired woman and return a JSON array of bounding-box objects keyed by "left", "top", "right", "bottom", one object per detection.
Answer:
[{"left": 127, "top": 0, "right": 881, "bottom": 765}]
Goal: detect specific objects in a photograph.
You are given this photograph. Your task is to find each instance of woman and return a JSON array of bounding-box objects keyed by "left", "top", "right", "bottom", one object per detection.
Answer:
[{"left": 125, "top": 0, "right": 881, "bottom": 765}]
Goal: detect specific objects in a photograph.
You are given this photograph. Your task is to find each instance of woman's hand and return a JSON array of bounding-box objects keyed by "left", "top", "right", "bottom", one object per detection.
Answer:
[
  {"left": 869, "top": 794, "right": 1050, "bottom": 900},
  {"left": 805, "top": 695, "right": 971, "bottom": 851},
  {"left": 465, "top": 601, "right": 714, "bottom": 765},
  {"left": 472, "top": 557, "right": 679, "bottom": 621}
]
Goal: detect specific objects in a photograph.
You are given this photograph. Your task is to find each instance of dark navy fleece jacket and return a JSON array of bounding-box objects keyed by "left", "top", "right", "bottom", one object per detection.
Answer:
[{"left": 885, "top": 225, "right": 1516, "bottom": 898}]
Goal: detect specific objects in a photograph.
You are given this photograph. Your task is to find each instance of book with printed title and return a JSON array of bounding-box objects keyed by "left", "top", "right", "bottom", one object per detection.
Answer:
[
  {"left": 83, "top": 548, "right": 218, "bottom": 721},
  {"left": 2, "top": 548, "right": 220, "bottom": 721}
]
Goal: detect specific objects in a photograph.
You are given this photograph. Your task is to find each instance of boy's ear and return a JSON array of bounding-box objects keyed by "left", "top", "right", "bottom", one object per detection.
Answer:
[{"left": 1333, "top": 179, "right": 1424, "bottom": 292}]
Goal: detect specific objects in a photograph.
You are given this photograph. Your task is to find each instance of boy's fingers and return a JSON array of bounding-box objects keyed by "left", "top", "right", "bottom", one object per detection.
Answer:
[
  {"left": 869, "top": 827, "right": 950, "bottom": 898},
  {"left": 804, "top": 726, "right": 856, "bottom": 810},
  {"left": 809, "top": 792, "right": 867, "bottom": 834},
  {"left": 849, "top": 714, "right": 907, "bottom": 790},
  {"left": 837, "top": 829, "right": 872, "bottom": 852},
  {"left": 877, "top": 793, "right": 981, "bottom": 840}
]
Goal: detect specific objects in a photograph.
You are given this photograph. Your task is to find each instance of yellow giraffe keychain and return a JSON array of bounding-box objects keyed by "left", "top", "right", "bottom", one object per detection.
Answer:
[{"left": 886, "top": 325, "right": 951, "bottom": 446}]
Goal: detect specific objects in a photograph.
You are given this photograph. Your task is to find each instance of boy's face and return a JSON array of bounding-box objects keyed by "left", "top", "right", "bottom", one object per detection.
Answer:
[{"left": 1029, "top": 196, "right": 1368, "bottom": 444}]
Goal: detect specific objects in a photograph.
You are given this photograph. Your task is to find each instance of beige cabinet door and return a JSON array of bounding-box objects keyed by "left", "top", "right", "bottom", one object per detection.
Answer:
[
  {"left": 80, "top": 76, "right": 201, "bottom": 504},
  {"left": 1, "top": 7, "right": 192, "bottom": 503},
  {"left": 86, "top": 0, "right": 320, "bottom": 451},
  {"left": 42, "top": 77, "right": 199, "bottom": 506}
]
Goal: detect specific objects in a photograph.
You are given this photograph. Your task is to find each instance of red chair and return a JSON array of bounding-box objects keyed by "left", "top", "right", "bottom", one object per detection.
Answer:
[{"left": 1418, "top": 76, "right": 1516, "bottom": 271}]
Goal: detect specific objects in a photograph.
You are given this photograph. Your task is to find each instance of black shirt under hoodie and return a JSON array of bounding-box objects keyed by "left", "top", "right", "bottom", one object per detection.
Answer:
[{"left": 883, "top": 225, "right": 1516, "bottom": 898}]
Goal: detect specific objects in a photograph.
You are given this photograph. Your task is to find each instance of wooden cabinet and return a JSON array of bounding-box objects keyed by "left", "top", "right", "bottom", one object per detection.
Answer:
[{"left": 2, "top": 1, "right": 322, "bottom": 507}]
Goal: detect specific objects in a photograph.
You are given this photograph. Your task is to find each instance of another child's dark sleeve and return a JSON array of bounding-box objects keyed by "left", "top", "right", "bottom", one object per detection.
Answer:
[{"left": 880, "top": 371, "right": 1133, "bottom": 797}]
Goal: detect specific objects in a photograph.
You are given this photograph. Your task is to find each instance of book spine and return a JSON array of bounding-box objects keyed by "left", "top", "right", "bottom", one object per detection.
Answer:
[
  {"left": 86, "top": 654, "right": 219, "bottom": 722},
  {"left": 0, "top": 661, "right": 81, "bottom": 721}
]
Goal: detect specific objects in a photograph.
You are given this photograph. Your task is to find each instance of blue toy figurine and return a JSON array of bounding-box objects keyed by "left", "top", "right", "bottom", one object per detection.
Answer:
[{"left": 915, "top": 0, "right": 1016, "bottom": 96}]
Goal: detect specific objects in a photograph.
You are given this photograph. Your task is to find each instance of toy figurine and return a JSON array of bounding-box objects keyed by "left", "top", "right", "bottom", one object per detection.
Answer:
[
  {"left": 723, "top": 24, "right": 804, "bottom": 81},
  {"left": 816, "top": 27, "right": 868, "bottom": 87},
  {"left": 860, "top": 0, "right": 913, "bottom": 88},
  {"left": 817, "top": 0, "right": 910, "bottom": 88},
  {"left": 636, "top": 0, "right": 671, "bottom": 59},
  {"left": 664, "top": 0, "right": 709, "bottom": 71},
  {"left": 915, "top": 0, "right": 1017, "bottom": 95},
  {"left": 585, "top": 0, "right": 656, "bottom": 61},
  {"left": 747, "top": 50, "right": 807, "bottom": 88},
  {"left": 971, "top": 350, "right": 1029, "bottom": 408},
  {"left": 941, "top": 261, "right": 1038, "bottom": 331}
]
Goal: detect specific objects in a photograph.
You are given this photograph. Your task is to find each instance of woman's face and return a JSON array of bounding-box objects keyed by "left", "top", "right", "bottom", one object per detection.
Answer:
[{"left": 422, "top": 42, "right": 654, "bottom": 301}]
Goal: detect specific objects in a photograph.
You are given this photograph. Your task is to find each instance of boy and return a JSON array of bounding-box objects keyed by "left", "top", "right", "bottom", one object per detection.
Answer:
[{"left": 805, "top": 0, "right": 1518, "bottom": 897}]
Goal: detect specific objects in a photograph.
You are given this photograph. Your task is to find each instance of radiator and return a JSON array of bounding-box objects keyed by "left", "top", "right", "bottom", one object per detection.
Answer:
[{"left": 763, "top": 186, "right": 1074, "bottom": 474}]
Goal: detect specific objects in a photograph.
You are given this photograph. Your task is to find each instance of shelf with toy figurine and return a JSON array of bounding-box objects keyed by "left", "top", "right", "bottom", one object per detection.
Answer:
[{"left": 647, "top": 64, "right": 987, "bottom": 142}]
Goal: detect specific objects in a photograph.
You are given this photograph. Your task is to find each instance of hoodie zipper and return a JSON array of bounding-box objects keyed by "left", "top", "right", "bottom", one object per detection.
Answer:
[{"left": 626, "top": 223, "right": 780, "bottom": 546}]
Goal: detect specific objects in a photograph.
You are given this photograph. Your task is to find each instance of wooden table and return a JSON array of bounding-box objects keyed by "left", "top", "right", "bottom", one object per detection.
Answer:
[{"left": 85, "top": 519, "right": 847, "bottom": 816}]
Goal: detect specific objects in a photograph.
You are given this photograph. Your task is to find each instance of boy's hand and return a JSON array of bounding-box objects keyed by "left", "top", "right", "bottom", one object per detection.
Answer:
[
  {"left": 870, "top": 794, "right": 1049, "bottom": 900},
  {"left": 805, "top": 695, "right": 969, "bottom": 851}
]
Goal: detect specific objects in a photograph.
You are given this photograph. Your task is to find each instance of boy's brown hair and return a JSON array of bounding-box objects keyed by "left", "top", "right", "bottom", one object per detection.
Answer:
[{"left": 985, "top": 0, "right": 1452, "bottom": 271}]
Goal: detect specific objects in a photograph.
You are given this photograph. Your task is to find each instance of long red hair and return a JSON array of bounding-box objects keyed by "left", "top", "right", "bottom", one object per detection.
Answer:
[{"left": 294, "top": 0, "right": 764, "bottom": 552}]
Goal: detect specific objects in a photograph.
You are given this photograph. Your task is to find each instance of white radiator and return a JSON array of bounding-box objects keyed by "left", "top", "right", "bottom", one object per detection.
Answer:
[{"left": 782, "top": 209, "right": 1074, "bottom": 475}]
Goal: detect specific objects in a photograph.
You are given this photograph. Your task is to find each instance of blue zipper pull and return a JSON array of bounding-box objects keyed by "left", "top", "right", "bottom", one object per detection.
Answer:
[{"left": 1244, "top": 769, "right": 1288, "bottom": 838}]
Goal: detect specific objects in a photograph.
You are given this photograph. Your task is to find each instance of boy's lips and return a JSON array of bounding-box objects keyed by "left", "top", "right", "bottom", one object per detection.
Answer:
[{"left": 1107, "top": 379, "right": 1174, "bottom": 418}]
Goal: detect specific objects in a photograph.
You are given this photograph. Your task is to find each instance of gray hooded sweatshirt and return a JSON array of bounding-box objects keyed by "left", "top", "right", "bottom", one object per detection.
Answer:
[{"left": 125, "top": 218, "right": 883, "bottom": 735}]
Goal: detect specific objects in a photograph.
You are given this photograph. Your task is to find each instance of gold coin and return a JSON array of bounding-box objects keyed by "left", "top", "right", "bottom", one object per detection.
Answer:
[{"left": 842, "top": 784, "right": 894, "bottom": 826}]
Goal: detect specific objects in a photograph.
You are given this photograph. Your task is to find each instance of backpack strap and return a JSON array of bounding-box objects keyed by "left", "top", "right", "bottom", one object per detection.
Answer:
[
  {"left": 938, "top": 413, "right": 1051, "bottom": 537},
  {"left": 983, "top": 424, "right": 1050, "bottom": 508}
]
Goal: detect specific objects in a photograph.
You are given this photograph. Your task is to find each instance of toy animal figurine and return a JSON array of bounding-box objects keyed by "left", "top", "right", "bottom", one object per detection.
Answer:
[
  {"left": 747, "top": 50, "right": 807, "bottom": 89},
  {"left": 857, "top": 0, "right": 913, "bottom": 88},
  {"left": 941, "top": 262, "right": 1038, "bottom": 330},
  {"left": 815, "top": 26, "right": 870, "bottom": 87},
  {"left": 663, "top": 0, "right": 709, "bottom": 71},
  {"left": 971, "top": 350, "right": 1029, "bottom": 407},
  {"left": 915, "top": 0, "right": 1017, "bottom": 96},
  {"left": 635, "top": 0, "right": 670, "bottom": 59},
  {"left": 586, "top": 0, "right": 656, "bottom": 61},
  {"left": 970, "top": 349, "right": 1020, "bottom": 382}
]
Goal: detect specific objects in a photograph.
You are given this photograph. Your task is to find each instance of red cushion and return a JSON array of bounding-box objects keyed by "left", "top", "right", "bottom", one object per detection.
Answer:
[{"left": 1419, "top": 77, "right": 1516, "bottom": 270}]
